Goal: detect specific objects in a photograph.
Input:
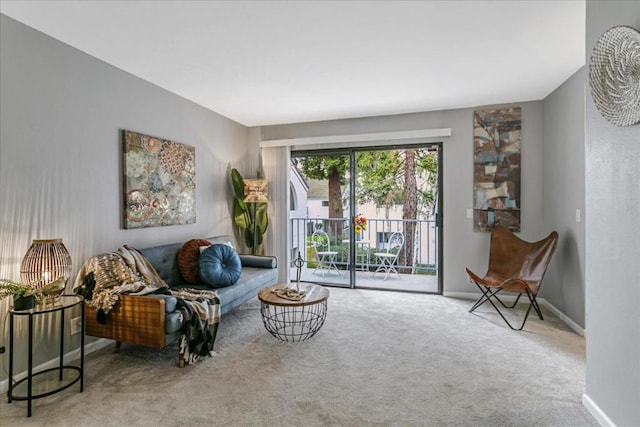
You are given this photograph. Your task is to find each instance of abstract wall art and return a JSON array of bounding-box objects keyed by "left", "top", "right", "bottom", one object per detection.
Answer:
[
  {"left": 473, "top": 107, "right": 521, "bottom": 232},
  {"left": 122, "top": 130, "right": 196, "bottom": 229}
]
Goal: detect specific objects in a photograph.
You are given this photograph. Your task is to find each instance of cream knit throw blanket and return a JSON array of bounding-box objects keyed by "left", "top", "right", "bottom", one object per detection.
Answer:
[{"left": 73, "top": 245, "right": 168, "bottom": 313}]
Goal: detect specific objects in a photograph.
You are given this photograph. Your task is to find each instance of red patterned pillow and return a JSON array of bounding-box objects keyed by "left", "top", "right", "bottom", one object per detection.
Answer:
[{"left": 178, "top": 239, "right": 212, "bottom": 283}]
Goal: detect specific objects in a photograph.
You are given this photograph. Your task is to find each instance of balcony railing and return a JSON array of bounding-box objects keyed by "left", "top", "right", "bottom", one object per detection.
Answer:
[{"left": 290, "top": 217, "right": 438, "bottom": 275}]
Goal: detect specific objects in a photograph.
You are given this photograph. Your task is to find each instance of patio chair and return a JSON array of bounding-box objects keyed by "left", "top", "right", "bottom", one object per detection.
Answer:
[
  {"left": 372, "top": 232, "right": 404, "bottom": 280},
  {"left": 466, "top": 226, "right": 559, "bottom": 330},
  {"left": 311, "top": 230, "right": 340, "bottom": 277}
]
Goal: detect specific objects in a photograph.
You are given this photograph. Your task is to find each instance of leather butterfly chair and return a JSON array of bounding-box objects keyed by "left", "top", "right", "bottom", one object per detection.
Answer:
[{"left": 466, "top": 227, "right": 559, "bottom": 330}]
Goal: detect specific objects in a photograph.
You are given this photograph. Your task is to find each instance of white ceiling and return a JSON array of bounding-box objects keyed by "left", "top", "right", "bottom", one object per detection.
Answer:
[{"left": 0, "top": 0, "right": 585, "bottom": 127}]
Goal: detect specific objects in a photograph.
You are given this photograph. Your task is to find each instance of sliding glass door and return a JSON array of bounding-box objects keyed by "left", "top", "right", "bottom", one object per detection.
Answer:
[
  {"left": 290, "top": 144, "right": 442, "bottom": 294},
  {"left": 290, "top": 151, "right": 351, "bottom": 287}
]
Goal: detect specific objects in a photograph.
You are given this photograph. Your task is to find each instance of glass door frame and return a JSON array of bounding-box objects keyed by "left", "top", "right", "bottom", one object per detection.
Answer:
[
  {"left": 292, "top": 142, "right": 443, "bottom": 294},
  {"left": 291, "top": 149, "right": 351, "bottom": 288}
]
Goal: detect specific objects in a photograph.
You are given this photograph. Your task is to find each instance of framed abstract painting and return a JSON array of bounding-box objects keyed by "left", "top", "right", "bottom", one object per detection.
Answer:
[
  {"left": 122, "top": 130, "right": 196, "bottom": 229},
  {"left": 473, "top": 108, "right": 521, "bottom": 232}
]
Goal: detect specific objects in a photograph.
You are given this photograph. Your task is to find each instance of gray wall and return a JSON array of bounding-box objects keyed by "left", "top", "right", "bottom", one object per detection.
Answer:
[
  {"left": 0, "top": 15, "right": 255, "bottom": 383},
  {"left": 541, "top": 67, "right": 586, "bottom": 328},
  {"left": 584, "top": 2, "right": 640, "bottom": 425},
  {"left": 6, "top": 5, "right": 639, "bottom": 421},
  {"left": 260, "top": 101, "right": 547, "bottom": 295}
]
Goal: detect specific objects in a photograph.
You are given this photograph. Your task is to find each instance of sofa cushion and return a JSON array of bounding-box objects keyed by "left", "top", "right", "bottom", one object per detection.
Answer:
[
  {"left": 172, "top": 265, "right": 278, "bottom": 316},
  {"left": 199, "top": 244, "right": 242, "bottom": 288},
  {"left": 177, "top": 239, "right": 212, "bottom": 284},
  {"left": 165, "top": 311, "right": 183, "bottom": 334},
  {"left": 145, "top": 294, "right": 178, "bottom": 313},
  {"left": 239, "top": 254, "right": 277, "bottom": 269}
]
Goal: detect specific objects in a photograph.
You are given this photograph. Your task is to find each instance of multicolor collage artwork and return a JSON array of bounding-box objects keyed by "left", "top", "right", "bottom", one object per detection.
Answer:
[
  {"left": 122, "top": 130, "right": 196, "bottom": 229},
  {"left": 473, "top": 108, "right": 521, "bottom": 232}
]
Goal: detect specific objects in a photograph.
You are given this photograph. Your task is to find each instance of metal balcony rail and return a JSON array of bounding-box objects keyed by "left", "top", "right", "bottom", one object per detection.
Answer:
[{"left": 290, "top": 217, "right": 438, "bottom": 275}]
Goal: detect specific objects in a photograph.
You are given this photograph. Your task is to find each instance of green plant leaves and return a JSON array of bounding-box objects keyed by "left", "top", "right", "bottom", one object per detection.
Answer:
[{"left": 230, "top": 168, "right": 268, "bottom": 254}]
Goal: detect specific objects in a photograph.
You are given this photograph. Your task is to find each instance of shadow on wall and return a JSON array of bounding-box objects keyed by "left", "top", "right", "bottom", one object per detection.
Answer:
[{"left": 544, "top": 228, "right": 584, "bottom": 326}]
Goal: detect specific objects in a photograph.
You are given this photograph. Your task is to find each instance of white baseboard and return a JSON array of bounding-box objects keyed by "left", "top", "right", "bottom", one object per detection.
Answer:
[
  {"left": 443, "top": 291, "right": 585, "bottom": 336},
  {"left": 538, "top": 299, "right": 584, "bottom": 336},
  {"left": 582, "top": 393, "right": 616, "bottom": 427},
  {"left": 0, "top": 338, "right": 112, "bottom": 394}
]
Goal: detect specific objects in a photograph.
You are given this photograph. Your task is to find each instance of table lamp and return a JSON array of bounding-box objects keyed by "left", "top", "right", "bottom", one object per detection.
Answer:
[
  {"left": 243, "top": 179, "right": 268, "bottom": 255},
  {"left": 20, "top": 239, "right": 72, "bottom": 294}
]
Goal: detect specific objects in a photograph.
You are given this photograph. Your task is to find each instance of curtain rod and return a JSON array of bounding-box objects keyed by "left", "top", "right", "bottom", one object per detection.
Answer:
[{"left": 260, "top": 128, "right": 452, "bottom": 148}]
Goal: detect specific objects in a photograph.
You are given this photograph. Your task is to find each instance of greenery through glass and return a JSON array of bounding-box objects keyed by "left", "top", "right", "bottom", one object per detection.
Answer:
[{"left": 296, "top": 148, "right": 438, "bottom": 270}]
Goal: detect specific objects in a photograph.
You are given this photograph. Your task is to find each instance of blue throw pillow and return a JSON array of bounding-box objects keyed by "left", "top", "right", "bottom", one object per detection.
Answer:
[{"left": 199, "top": 244, "right": 242, "bottom": 288}]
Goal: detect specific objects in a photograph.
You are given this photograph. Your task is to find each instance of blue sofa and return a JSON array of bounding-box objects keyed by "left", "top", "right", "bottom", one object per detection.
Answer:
[{"left": 84, "top": 235, "right": 278, "bottom": 356}]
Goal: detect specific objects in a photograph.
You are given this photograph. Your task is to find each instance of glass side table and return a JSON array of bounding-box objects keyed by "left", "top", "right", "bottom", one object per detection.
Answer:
[{"left": 8, "top": 294, "right": 84, "bottom": 417}]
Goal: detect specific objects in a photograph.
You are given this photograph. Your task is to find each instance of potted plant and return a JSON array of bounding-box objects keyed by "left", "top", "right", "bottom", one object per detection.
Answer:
[{"left": 0, "top": 279, "right": 36, "bottom": 310}]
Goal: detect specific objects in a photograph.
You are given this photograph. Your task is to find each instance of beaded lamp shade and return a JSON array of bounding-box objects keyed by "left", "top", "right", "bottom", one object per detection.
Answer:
[
  {"left": 243, "top": 179, "right": 268, "bottom": 203},
  {"left": 20, "top": 239, "right": 72, "bottom": 290},
  {"left": 243, "top": 179, "right": 268, "bottom": 255}
]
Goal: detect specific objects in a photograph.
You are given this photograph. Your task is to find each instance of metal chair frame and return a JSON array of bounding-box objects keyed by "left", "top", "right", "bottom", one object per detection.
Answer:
[
  {"left": 372, "top": 232, "right": 404, "bottom": 281},
  {"left": 466, "top": 227, "right": 558, "bottom": 331},
  {"left": 311, "top": 230, "right": 340, "bottom": 277},
  {"left": 467, "top": 282, "right": 544, "bottom": 331}
]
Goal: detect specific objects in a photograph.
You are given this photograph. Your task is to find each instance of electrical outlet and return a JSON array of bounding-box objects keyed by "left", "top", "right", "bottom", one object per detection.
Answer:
[{"left": 71, "top": 317, "right": 83, "bottom": 335}]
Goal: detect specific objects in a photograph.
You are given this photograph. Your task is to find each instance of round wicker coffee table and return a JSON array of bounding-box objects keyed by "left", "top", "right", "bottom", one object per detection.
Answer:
[{"left": 258, "top": 283, "right": 329, "bottom": 342}]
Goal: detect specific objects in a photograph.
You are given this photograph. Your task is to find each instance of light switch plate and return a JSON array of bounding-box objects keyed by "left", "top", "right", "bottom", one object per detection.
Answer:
[
  {"left": 575, "top": 209, "right": 581, "bottom": 223},
  {"left": 466, "top": 208, "right": 473, "bottom": 219}
]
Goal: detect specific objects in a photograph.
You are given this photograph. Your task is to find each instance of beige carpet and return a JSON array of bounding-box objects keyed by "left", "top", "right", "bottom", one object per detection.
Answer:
[{"left": 1, "top": 288, "right": 596, "bottom": 426}]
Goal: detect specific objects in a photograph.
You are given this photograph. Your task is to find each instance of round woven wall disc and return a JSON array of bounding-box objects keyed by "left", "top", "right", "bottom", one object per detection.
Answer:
[{"left": 589, "top": 25, "right": 640, "bottom": 127}]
